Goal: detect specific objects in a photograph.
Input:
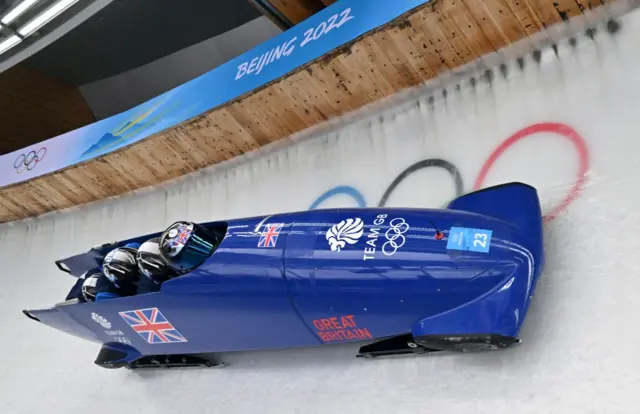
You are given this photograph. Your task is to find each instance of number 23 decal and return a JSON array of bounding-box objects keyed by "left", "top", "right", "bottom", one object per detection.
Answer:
[{"left": 473, "top": 232, "right": 488, "bottom": 248}]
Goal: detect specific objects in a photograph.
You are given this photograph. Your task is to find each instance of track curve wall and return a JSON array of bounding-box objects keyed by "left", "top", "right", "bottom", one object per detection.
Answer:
[{"left": 2, "top": 2, "right": 640, "bottom": 413}]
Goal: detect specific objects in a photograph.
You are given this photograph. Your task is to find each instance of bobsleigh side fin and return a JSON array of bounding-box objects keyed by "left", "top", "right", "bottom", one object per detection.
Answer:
[
  {"left": 55, "top": 251, "right": 103, "bottom": 277},
  {"left": 23, "top": 301, "right": 102, "bottom": 344},
  {"left": 447, "top": 182, "right": 543, "bottom": 242},
  {"left": 56, "top": 232, "right": 164, "bottom": 277}
]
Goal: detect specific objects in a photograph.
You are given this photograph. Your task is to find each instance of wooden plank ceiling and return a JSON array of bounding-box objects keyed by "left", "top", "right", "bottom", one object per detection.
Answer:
[
  {"left": 0, "top": 0, "right": 607, "bottom": 223},
  {"left": 0, "top": 65, "right": 96, "bottom": 156},
  {"left": 250, "top": 0, "right": 338, "bottom": 27}
]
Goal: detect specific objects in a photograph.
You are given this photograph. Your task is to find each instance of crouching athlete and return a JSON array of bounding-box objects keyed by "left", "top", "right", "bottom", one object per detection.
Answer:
[
  {"left": 108, "top": 224, "right": 214, "bottom": 293},
  {"left": 136, "top": 237, "right": 180, "bottom": 289},
  {"left": 99, "top": 237, "right": 179, "bottom": 296},
  {"left": 66, "top": 238, "right": 180, "bottom": 302},
  {"left": 65, "top": 268, "right": 117, "bottom": 302},
  {"left": 65, "top": 242, "right": 142, "bottom": 302},
  {"left": 65, "top": 220, "right": 215, "bottom": 302}
]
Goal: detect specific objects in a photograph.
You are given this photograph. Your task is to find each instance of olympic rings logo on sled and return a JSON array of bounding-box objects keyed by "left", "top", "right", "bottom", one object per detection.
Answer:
[
  {"left": 382, "top": 218, "right": 410, "bottom": 256},
  {"left": 13, "top": 147, "right": 47, "bottom": 174}
]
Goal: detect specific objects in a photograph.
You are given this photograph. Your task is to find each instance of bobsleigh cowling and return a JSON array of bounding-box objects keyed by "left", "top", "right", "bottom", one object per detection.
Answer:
[{"left": 23, "top": 182, "right": 545, "bottom": 369}]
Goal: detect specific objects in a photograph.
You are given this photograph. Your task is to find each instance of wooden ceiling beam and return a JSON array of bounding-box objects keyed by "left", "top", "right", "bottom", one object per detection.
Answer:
[{"left": 249, "top": 0, "right": 327, "bottom": 28}]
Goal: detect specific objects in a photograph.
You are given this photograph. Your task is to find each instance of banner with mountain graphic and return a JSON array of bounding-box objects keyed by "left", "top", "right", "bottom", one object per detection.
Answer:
[{"left": 0, "top": 0, "right": 430, "bottom": 188}]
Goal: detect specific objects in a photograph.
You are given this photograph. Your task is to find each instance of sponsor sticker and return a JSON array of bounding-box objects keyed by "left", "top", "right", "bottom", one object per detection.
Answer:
[
  {"left": 312, "top": 314, "right": 373, "bottom": 343},
  {"left": 90, "top": 313, "right": 136, "bottom": 346},
  {"left": 446, "top": 227, "right": 493, "bottom": 253},
  {"left": 104, "top": 329, "right": 132, "bottom": 345},
  {"left": 91, "top": 312, "right": 111, "bottom": 329},
  {"left": 326, "top": 214, "right": 410, "bottom": 259},
  {"left": 363, "top": 215, "right": 410, "bottom": 260},
  {"left": 326, "top": 218, "right": 364, "bottom": 252}
]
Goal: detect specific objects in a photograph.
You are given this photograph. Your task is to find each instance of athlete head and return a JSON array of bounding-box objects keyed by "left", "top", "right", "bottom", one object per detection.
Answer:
[
  {"left": 80, "top": 270, "right": 102, "bottom": 302},
  {"left": 102, "top": 246, "right": 140, "bottom": 290},
  {"left": 136, "top": 237, "right": 178, "bottom": 285},
  {"left": 158, "top": 221, "right": 219, "bottom": 273}
]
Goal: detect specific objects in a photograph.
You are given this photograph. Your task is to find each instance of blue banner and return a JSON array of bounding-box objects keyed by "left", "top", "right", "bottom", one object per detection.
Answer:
[{"left": 0, "top": 0, "right": 429, "bottom": 188}]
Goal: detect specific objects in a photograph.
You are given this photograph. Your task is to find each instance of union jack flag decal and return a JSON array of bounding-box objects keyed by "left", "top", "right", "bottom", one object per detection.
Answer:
[
  {"left": 257, "top": 223, "right": 283, "bottom": 248},
  {"left": 119, "top": 307, "right": 188, "bottom": 344}
]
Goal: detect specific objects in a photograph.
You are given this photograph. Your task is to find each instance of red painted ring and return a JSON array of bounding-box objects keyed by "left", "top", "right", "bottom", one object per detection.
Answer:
[{"left": 473, "top": 122, "right": 590, "bottom": 223}]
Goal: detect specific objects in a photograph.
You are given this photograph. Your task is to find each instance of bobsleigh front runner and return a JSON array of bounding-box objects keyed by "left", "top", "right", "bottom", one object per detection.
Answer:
[{"left": 23, "top": 182, "right": 545, "bottom": 369}]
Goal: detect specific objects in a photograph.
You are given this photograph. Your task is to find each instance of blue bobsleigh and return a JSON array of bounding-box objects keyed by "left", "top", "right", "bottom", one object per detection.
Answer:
[{"left": 23, "top": 182, "right": 545, "bottom": 369}]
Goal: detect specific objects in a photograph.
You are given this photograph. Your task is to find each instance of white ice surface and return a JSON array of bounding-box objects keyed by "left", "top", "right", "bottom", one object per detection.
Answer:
[{"left": 2, "top": 4, "right": 640, "bottom": 413}]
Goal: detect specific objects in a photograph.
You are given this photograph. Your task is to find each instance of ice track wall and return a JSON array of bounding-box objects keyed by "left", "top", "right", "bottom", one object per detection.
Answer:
[{"left": 2, "top": 5, "right": 640, "bottom": 414}]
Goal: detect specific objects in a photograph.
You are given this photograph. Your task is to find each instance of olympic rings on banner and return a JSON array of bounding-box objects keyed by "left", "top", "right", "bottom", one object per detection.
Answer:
[
  {"left": 13, "top": 147, "right": 47, "bottom": 174},
  {"left": 377, "top": 159, "right": 464, "bottom": 207},
  {"left": 473, "top": 122, "right": 589, "bottom": 223},
  {"left": 309, "top": 185, "right": 367, "bottom": 209}
]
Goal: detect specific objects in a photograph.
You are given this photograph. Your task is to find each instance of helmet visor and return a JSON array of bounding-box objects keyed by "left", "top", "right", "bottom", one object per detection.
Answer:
[{"left": 160, "top": 222, "right": 216, "bottom": 272}]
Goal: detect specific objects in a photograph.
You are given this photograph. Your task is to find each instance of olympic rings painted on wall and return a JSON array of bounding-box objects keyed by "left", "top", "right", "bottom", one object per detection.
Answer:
[
  {"left": 377, "top": 159, "right": 464, "bottom": 207},
  {"left": 309, "top": 159, "right": 463, "bottom": 210},
  {"left": 473, "top": 122, "right": 590, "bottom": 223},
  {"left": 13, "top": 147, "right": 47, "bottom": 174},
  {"left": 309, "top": 185, "right": 367, "bottom": 209},
  {"left": 309, "top": 122, "right": 589, "bottom": 224}
]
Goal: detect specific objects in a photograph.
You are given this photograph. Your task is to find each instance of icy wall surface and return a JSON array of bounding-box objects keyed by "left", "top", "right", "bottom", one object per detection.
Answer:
[{"left": 2, "top": 5, "right": 640, "bottom": 414}]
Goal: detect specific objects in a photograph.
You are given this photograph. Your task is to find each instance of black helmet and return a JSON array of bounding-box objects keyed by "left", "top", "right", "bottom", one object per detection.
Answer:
[
  {"left": 102, "top": 246, "right": 139, "bottom": 290},
  {"left": 136, "top": 237, "right": 178, "bottom": 285},
  {"left": 159, "top": 221, "right": 219, "bottom": 273},
  {"left": 81, "top": 270, "right": 102, "bottom": 302}
]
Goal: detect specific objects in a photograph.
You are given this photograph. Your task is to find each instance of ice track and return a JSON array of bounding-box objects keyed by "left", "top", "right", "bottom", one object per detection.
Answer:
[{"left": 2, "top": 2, "right": 640, "bottom": 413}]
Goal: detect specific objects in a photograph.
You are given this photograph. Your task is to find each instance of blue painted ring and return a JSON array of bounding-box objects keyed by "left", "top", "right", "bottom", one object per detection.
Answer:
[{"left": 309, "top": 185, "right": 367, "bottom": 209}]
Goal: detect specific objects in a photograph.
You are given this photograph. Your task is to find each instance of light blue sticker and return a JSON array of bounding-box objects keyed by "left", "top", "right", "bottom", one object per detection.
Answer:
[{"left": 446, "top": 227, "right": 493, "bottom": 253}]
